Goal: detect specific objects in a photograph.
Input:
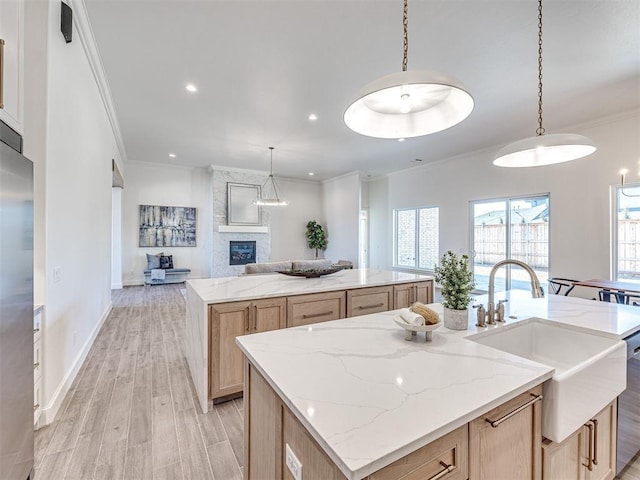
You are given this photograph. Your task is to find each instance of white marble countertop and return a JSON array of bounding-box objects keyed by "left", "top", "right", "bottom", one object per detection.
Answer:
[
  {"left": 236, "top": 291, "right": 640, "bottom": 480},
  {"left": 187, "top": 268, "right": 433, "bottom": 304}
]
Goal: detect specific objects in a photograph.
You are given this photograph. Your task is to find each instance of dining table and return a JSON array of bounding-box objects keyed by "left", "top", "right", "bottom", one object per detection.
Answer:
[
  {"left": 572, "top": 279, "right": 640, "bottom": 294},
  {"left": 572, "top": 278, "right": 640, "bottom": 303}
]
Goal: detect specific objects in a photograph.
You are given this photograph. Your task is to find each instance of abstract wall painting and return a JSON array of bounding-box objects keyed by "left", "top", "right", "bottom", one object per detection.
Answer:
[{"left": 139, "top": 205, "right": 196, "bottom": 247}]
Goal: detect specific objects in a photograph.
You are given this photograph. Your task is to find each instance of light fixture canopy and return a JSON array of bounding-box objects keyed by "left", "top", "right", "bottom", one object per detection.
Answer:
[
  {"left": 255, "top": 147, "right": 289, "bottom": 207},
  {"left": 344, "top": 0, "right": 473, "bottom": 139},
  {"left": 494, "top": 0, "right": 596, "bottom": 168}
]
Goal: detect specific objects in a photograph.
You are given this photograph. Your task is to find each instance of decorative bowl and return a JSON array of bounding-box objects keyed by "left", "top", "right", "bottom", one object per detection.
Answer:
[
  {"left": 276, "top": 267, "right": 343, "bottom": 278},
  {"left": 393, "top": 314, "right": 442, "bottom": 342}
]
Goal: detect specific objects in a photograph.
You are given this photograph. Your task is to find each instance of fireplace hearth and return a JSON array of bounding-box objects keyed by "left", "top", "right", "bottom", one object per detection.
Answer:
[{"left": 229, "top": 240, "right": 256, "bottom": 265}]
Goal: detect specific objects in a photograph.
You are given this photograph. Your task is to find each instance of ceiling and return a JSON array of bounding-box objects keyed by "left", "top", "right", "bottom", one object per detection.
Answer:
[{"left": 84, "top": 0, "right": 640, "bottom": 181}]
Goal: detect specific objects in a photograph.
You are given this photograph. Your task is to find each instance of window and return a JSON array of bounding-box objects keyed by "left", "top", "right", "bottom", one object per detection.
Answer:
[
  {"left": 471, "top": 195, "right": 549, "bottom": 292},
  {"left": 394, "top": 207, "right": 439, "bottom": 271},
  {"left": 614, "top": 184, "right": 640, "bottom": 282}
]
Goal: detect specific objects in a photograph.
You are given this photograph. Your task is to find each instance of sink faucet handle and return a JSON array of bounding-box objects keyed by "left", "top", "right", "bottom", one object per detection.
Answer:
[
  {"left": 496, "top": 300, "right": 507, "bottom": 323},
  {"left": 473, "top": 304, "right": 487, "bottom": 328}
]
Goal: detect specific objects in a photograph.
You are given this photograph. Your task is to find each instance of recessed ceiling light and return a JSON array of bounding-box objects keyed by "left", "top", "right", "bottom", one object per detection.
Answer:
[
  {"left": 308, "top": 114, "right": 318, "bottom": 121},
  {"left": 169, "top": 153, "right": 176, "bottom": 158},
  {"left": 308, "top": 172, "right": 314, "bottom": 176},
  {"left": 185, "top": 84, "right": 197, "bottom": 93},
  {"left": 398, "top": 138, "right": 405, "bottom": 142}
]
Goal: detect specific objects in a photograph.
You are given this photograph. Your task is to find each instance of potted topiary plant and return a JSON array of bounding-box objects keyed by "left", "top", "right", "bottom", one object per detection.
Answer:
[
  {"left": 434, "top": 250, "right": 475, "bottom": 330},
  {"left": 305, "top": 220, "right": 328, "bottom": 258}
]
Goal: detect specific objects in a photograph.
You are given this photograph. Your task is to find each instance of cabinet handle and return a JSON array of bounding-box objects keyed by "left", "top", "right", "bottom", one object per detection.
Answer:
[
  {"left": 485, "top": 393, "right": 542, "bottom": 428},
  {"left": 413, "top": 285, "right": 418, "bottom": 303},
  {"left": 592, "top": 418, "right": 599, "bottom": 466},
  {"left": 584, "top": 421, "right": 594, "bottom": 471},
  {"left": 302, "top": 311, "right": 333, "bottom": 320},
  {"left": 252, "top": 306, "right": 257, "bottom": 331},
  {"left": 34, "top": 362, "right": 40, "bottom": 370},
  {"left": 358, "top": 303, "right": 385, "bottom": 310},
  {"left": 428, "top": 461, "right": 456, "bottom": 480},
  {"left": 244, "top": 311, "right": 250, "bottom": 332},
  {"left": 0, "top": 39, "right": 4, "bottom": 109}
]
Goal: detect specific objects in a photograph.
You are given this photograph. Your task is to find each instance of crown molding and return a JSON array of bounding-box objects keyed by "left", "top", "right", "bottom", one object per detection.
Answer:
[{"left": 69, "top": 0, "right": 127, "bottom": 163}]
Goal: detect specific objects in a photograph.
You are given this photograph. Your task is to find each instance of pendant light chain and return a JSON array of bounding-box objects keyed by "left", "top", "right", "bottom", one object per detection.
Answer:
[
  {"left": 402, "top": 0, "right": 408, "bottom": 72},
  {"left": 536, "top": 0, "right": 545, "bottom": 136}
]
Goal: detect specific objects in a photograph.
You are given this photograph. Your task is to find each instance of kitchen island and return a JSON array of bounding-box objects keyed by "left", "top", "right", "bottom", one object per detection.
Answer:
[
  {"left": 236, "top": 291, "right": 638, "bottom": 480},
  {"left": 185, "top": 269, "right": 434, "bottom": 411}
]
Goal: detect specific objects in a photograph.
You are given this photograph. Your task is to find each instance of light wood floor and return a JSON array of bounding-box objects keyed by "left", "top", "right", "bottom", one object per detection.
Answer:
[
  {"left": 34, "top": 284, "right": 243, "bottom": 479},
  {"left": 34, "top": 284, "right": 640, "bottom": 479}
]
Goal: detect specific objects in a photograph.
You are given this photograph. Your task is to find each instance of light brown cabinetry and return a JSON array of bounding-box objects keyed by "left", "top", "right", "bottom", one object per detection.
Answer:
[
  {"left": 469, "top": 385, "right": 543, "bottom": 480},
  {"left": 209, "top": 298, "right": 286, "bottom": 400},
  {"left": 393, "top": 281, "right": 433, "bottom": 309},
  {"left": 282, "top": 408, "right": 347, "bottom": 480},
  {"left": 365, "top": 424, "right": 468, "bottom": 480},
  {"left": 245, "top": 361, "right": 538, "bottom": 480},
  {"left": 287, "top": 291, "right": 346, "bottom": 327},
  {"left": 347, "top": 286, "right": 393, "bottom": 318},
  {"left": 542, "top": 400, "right": 617, "bottom": 480},
  {"left": 209, "top": 280, "right": 433, "bottom": 402}
]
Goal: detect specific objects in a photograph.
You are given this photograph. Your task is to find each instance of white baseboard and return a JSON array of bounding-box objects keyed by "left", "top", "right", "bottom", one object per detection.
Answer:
[
  {"left": 40, "top": 302, "right": 113, "bottom": 425},
  {"left": 111, "top": 282, "right": 123, "bottom": 289}
]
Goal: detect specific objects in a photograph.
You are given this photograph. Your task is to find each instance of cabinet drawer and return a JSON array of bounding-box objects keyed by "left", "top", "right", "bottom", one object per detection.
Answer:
[
  {"left": 287, "top": 292, "right": 346, "bottom": 327},
  {"left": 368, "top": 424, "right": 468, "bottom": 480},
  {"left": 347, "top": 286, "right": 393, "bottom": 317}
]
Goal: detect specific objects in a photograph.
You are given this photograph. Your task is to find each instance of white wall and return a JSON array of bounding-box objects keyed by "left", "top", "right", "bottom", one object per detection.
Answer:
[
  {"left": 32, "top": 0, "right": 123, "bottom": 424},
  {"left": 122, "top": 162, "right": 212, "bottom": 284},
  {"left": 368, "top": 111, "right": 640, "bottom": 298},
  {"left": 367, "top": 176, "right": 390, "bottom": 269},
  {"left": 111, "top": 187, "right": 123, "bottom": 288},
  {"left": 270, "top": 177, "right": 324, "bottom": 261},
  {"left": 322, "top": 172, "right": 361, "bottom": 264}
]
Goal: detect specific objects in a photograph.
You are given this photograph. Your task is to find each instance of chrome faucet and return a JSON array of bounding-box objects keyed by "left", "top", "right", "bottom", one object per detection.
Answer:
[{"left": 484, "top": 259, "right": 544, "bottom": 324}]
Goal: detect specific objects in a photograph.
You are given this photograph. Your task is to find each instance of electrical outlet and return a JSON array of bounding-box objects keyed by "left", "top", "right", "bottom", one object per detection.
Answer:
[
  {"left": 285, "top": 443, "right": 302, "bottom": 480},
  {"left": 53, "top": 266, "right": 62, "bottom": 283}
]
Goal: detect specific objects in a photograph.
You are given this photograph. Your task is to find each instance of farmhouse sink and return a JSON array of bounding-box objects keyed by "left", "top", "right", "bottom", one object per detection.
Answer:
[{"left": 466, "top": 318, "right": 626, "bottom": 442}]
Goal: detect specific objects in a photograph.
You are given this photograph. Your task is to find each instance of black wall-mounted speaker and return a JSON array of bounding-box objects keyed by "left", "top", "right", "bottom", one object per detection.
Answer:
[{"left": 61, "top": 2, "right": 72, "bottom": 43}]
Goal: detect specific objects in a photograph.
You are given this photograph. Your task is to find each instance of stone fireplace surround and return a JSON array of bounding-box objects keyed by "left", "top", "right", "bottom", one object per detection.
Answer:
[{"left": 211, "top": 169, "right": 271, "bottom": 277}]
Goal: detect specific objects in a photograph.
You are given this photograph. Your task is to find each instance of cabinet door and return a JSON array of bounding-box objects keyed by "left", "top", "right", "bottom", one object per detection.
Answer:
[
  {"left": 415, "top": 281, "right": 433, "bottom": 305},
  {"left": 469, "top": 386, "right": 542, "bottom": 480},
  {"left": 346, "top": 286, "right": 393, "bottom": 318},
  {"left": 393, "top": 284, "right": 415, "bottom": 309},
  {"left": 253, "top": 297, "right": 286, "bottom": 333},
  {"left": 209, "top": 302, "right": 250, "bottom": 399},
  {"left": 586, "top": 401, "right": 616, "bottom": 480},
  {"left": 287, "top": 292, "right": 346, "bottom": 327},
  {"left": 542, "top": 429, "right": 586, "bottom": 480},
  {"left": 0, "top": 0, "right": 23, "bottom": 132}
]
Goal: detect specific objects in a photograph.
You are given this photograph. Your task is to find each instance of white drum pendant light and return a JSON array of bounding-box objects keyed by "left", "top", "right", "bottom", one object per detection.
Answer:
[
  {"left": 255, "top": 147, "right": 289, "bottom": 207},
  {"left": 494, "top": 0, "right": 596, "bottom": 167},
  {"left": 344, "top": 0, "right": 474, "bottom": 139}
]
